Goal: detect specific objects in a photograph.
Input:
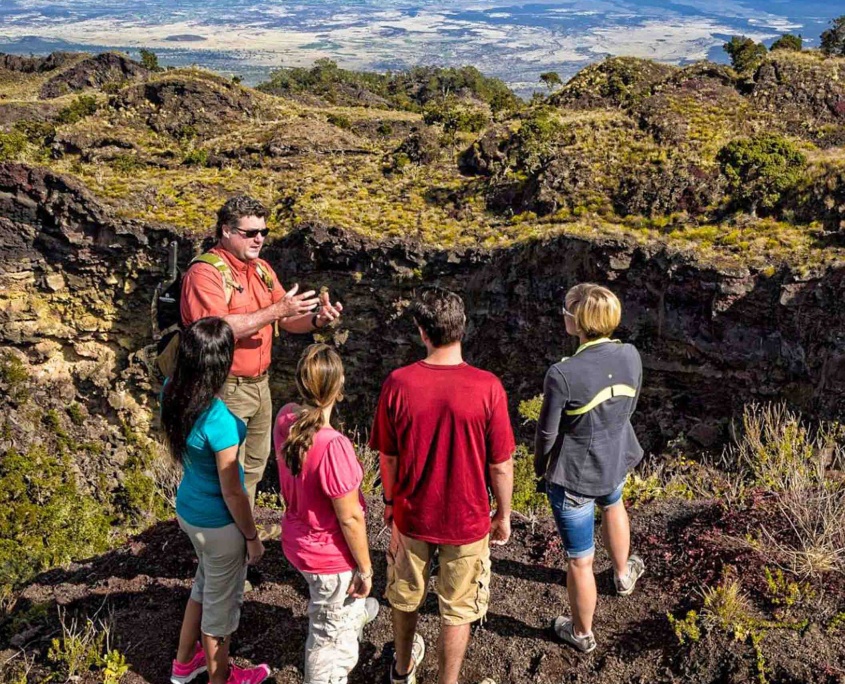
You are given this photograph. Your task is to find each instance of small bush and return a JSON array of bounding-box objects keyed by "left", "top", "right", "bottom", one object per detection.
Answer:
[
  {"left": 771, "top": 34, "right": 803, "bottom": 52},
  {"left": 511, "top": 445, "right": 548, "bottom": 517},
  {"left": 667, "top": 610, "right": 701, "bottom": 644},
  {"left": 763, "top": 567, "right": 816, "bottom": 609},
  {"left": 139, "top": 48, "right": 160, "bottom": 71},
  {"left": 0, "top": 130, "right": 28, "bottom": 162},
  {"left": 327, "top": 113, "right": 352, "bottom": 130},
  {"left": 517, "top": 394, "right": 543, "bottom": 424},
  {"left": 0, "top": 351, "right": 30, "bottom": 403},
  {"left": 182, "top": 148, "right": 209, "bottom": 167},
  {"left": 723, "top": 36, "right": 767, "bottom": 74},
  {"left": 56, "top": 95, "right": 98, "bottom": 125},
  {"left": 111, "top": 153, "right": 143, "bottom": 174},
  {"left": 820, "top": 15, "right": 845, "bottom": 56},
  {"left": 717, "top": 135, "right": 806, "bottom": 215},
  {"left": 701, "top": 576, "right": 752, "bottom": 638}
]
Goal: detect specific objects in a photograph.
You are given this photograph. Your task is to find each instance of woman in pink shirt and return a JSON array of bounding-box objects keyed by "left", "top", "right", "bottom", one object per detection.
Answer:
[{"left": 274, "top": 343, "right": 378, "bottom": 684}]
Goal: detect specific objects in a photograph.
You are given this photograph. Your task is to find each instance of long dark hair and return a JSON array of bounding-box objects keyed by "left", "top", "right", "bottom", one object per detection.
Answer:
[
  {"left": 161, "top": 317, "right": 235, "bottom": 463},
  {"left": 283, "top": 344, "right": 345, "bottom": 476}
]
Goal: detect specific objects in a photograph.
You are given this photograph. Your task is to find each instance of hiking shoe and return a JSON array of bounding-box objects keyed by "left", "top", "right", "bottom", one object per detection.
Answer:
[
  {"left": 552, "top": 616, "right": 596, "bottom": 653},
  {"left": 358, "top": 597, "right": 380, "bottom": 639},
  {"left": 257, "top": 523, "right": 282, "bottom": 542},
  {"left": 390, "top": 632, "right": 426, "bottom": 683},
  {"left": 614, "top": 554, "right": 645, "bottom": 596},
  {"left": 226, "top": 662, "right": 271, "bottom": 684},
  {"left": 170, "top": 642, "right": 206, "bottom": 684}
]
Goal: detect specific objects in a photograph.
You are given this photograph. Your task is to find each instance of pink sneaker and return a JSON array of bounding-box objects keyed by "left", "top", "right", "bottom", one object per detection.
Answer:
[
  {"left": 171, "top": 642, "right": 207, "bottom": 684},
  {"left": 226, "top": 663, "right": 271, "bottom": 684}
]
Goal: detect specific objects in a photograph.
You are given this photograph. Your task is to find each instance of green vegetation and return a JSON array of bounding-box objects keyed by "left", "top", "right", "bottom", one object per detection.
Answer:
[
  {"left": 0, "top": 351, "right": 30, "bottom": 403},
  {"left": 717, "top": 135, "right": 806, "bottom": 214},
  {"left": 667, "top": 610, "right": 701, "bottom": 644},
  {"left": 723, "top": 37, "right": 768, "bottom": 74},
  {"left": 48, "top": 609, "right": 130, "bottom": 684},
  {"left": 820, "top": 15, "right": 845, "bottom": 56},
  {"left": 510, "top": 445, "right": 548, "bottom": 517},
  {"left": 139, "top": 48, "right": 160, "bottom": 71},
  {"left": 56, "top": 95, "right": 98, "bottom": 126},
  {"left": 258, "top": 59, "right": 520, "bottom": 113},
  {"left": 0, "top": 446, "right": 112, "bottom": 599},
  {"left": 770, "top": 34, "right": 803, "bottom": 52},
  {"left": 539, "top": 71, "right": 562, "bottom": 91}
]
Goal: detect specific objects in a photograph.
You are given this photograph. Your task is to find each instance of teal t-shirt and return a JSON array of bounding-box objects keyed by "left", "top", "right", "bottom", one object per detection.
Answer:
[{"left": 175, "top": 398, "right": 247, "bottom": 528}]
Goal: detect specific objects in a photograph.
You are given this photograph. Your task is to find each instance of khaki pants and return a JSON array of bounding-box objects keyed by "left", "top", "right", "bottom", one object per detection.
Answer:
[
  {"left": 300, "top": 570, "right": 368, "bottom": 684},
  {"left": 222, "top": 375, "right": 272, "bottom": 507},
  {"left": 178, "top": 515, "right": 247, "bottom": 638}
]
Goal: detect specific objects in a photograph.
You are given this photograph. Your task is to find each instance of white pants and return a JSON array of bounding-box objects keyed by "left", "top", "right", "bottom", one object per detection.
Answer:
[{"left": 300, "top": 570, "right": 368, "bottom": 684}]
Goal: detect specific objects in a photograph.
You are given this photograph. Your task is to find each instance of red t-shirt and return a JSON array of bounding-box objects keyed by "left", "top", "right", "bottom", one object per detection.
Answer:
[
  {"left": 274, "top": 404, "right": 365, "bottom": 574},
  {"left": 369, "top": 361, "right": 516, "bottom": 545}
]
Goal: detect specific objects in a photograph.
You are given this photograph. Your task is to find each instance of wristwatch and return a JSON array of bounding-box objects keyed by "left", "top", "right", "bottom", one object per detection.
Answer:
[{"left": 356, "top": 567, "right": 374, "bottom": 581}]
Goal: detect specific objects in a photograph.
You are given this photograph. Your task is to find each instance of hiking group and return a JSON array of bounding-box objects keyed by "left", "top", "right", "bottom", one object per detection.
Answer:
[{"left": 159, "top": 195, "right": 646, "bottom": 684}]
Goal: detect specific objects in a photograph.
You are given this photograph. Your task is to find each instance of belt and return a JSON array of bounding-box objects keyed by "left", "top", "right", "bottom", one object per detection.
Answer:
[{"left": 226, "top": 372, "right": 268, "bottom": 385}]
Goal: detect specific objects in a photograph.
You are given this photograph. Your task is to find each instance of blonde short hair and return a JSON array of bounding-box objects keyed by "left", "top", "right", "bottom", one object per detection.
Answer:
[{"left": 565, "top": 283, "right": 622, "bottom": 339}]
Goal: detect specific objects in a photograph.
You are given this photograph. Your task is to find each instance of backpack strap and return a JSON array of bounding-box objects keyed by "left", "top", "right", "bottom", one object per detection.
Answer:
[
  {"left": 190, "top": 253, "right": 243, "bottom": 304},
  {"left": 253, "top": 260, "right": 276, "bottom": 293}
]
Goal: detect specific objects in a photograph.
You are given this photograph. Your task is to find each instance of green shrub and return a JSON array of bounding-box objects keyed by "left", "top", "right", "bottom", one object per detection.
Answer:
[
  {"left": 111, "top": 153, "right": 143, "bottom": 174},
  {"left": 511, "top": 445, "right": 548, "bottom": 517},
  {"left": 13, "top": 119, "right": 56, "bottom": 143},
  {"left": 717, "top": 135, "right": 806, "bottom": 214},
  {"left": 517, "top": 395, "right": 543, "bottom": 423},
  {"left": 771, "top": 34, "right": 803, "bottom": 52},
  {"left": 0, "top": 351, "right": 29, "bottom": 403},
  {"left": 327, "top": 113, "right": 352, "bottom": 129},
  {"left": 667, "top": 610, "right": 701, "bottom": 644},
  {"left": 56, "top": 95, "right": 98, "bottom": 125},
  {"left": 820, "top": 15, "right": 845, "bottom": 56},
  {"left": 139, "top": 48, "right": 160, "bottom": 71},
  {"left": 183, "top": 148, "right": 209, "bottom": 167},
  {"left": 0, "top": 446, "right": 113, "bottom": 596},
  {"left": 0, "top": 130, "right": 28, "bottom": 161},
  {"left": 723, "top": 36, "right": 767, "bottom": 74}
]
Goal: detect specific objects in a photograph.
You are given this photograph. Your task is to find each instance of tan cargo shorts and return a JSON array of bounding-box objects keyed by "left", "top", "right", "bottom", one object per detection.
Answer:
[{"left": 385, "top": 525, "right": 491, "bottom": 626}]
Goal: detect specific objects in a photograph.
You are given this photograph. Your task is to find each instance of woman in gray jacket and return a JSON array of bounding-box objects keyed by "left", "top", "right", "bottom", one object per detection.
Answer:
[{"left": 534, "top": 283, "right": 645, "bottom": 653}]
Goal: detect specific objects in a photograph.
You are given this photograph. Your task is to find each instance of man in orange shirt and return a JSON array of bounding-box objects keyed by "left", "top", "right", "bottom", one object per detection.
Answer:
[{"left": 181, "top": 195, "right": 342, "bottom": 530}]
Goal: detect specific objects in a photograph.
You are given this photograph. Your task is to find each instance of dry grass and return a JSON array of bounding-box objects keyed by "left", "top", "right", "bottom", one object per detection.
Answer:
[{"left": 726, "top": 403, "right": 845, "bottom": 576}]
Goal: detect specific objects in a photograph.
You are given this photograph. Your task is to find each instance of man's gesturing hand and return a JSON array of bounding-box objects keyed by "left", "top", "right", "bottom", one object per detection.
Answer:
[
  {"left": 275, "top": 283, "right": 320, "bottom": 319},
  {"left": 315, "top": 290, "right": 343, "bottom": 328}
]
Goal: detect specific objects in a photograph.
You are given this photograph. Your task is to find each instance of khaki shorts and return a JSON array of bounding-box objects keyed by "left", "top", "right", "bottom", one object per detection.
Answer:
[{"left": 385, "top": 525, "right": 491, "bottom": 626}]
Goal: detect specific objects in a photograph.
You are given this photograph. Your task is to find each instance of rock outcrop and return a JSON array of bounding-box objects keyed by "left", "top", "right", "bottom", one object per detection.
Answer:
[{"left": 39, "top": 52, "right": 150, "bottom": 99}]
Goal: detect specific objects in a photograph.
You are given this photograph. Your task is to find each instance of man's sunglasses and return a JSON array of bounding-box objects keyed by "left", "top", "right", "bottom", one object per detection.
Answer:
[
  {"left": 561, "top": 304, "right": 575, "bottom": 318},
  {"left": 231, "top": 226, "right": 270, "bottom": 239}
]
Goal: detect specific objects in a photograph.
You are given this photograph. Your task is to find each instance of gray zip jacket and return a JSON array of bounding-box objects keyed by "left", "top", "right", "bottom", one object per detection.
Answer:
[{"left": 534, "top": 338, "right": 643, "bottom": 497}]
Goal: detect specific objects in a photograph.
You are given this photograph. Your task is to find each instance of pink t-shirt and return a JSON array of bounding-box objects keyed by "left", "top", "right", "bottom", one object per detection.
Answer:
[{"left": 274, "top": 404, "right": 365, "bottom": 574}]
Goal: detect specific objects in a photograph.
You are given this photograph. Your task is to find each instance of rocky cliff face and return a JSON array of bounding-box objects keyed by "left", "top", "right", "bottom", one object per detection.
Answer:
[{"left": 2, "top": 161, "right": 843, "bottom": 457}]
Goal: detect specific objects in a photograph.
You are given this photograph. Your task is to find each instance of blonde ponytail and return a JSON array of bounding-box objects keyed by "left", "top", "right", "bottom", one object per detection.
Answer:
[{"left": 282, "top": 343, "right": 345, "bottom": 476}]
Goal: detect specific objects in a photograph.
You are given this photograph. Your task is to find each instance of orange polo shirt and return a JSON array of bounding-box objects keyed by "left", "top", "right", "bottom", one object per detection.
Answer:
[{"left": 181, "top": 246, "right": 284, "bottom": 378}]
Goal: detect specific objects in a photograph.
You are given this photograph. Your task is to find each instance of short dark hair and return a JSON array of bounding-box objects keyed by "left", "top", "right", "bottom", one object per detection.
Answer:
[
  {"left": 410, "top": 286, "right": 466, "bottom": 347},
  {"left": 216, "top": 195, "right": 269, "bottom": 238}
]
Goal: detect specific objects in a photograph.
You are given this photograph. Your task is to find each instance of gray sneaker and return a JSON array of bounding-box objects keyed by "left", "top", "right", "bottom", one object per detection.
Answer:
[
  {"left": 390, "top": 632, "right": 426, "bottom": 684},
  {"left": 552, "top": 616, "right": 597, "bottom": 653},
  {"left": 357, "top": 597, "right": 380, "bottom": 640},
  {"left": 614, "top": 554, "right": 645, "bottom": 596}
]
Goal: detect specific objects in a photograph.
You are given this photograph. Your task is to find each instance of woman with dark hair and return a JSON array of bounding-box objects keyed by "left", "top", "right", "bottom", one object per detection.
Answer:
[
  {"left": 162, "top": 317, "right": 271, "bottom": 684},
  {"left": 273, "top": 344, "right": 378, "bottom": 684}
]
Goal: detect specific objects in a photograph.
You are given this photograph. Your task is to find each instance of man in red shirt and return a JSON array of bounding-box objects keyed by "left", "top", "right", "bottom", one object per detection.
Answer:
[
  {"left": 181, "top": 195, "right": 342, "bottom": 530},
  {"left": 370, "top": 286, "right": 515, "bottom": 684}
]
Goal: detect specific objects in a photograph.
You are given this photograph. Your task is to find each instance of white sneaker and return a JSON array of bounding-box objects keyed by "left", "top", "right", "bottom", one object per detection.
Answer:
[
  {"left": 389, "top": 632, "right": 426, "bottom": 684},
  {"left": 615, "top": 555, "right": 645, "bottom": 596},
  {"left": 358, "top": 597, "right": 380, "bottom": 639}
]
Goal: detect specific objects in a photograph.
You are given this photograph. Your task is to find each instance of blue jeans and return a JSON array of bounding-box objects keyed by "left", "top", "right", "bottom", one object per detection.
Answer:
[{"left": 547, "top": 479, "right": 626, "bottom": 559}]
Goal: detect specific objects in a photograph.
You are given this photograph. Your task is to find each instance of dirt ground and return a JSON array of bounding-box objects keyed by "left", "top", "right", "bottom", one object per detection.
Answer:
[{"left": 5, "top": 498, "right": 845, "bottom": 684}]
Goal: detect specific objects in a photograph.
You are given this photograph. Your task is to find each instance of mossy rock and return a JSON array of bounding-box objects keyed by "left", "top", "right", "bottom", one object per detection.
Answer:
[
  {"left": 110, "top": 71, "right": 265, "bottom": 139},
  {"left": 550, "top": 56, "right": 677, "bottom": 110}
]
